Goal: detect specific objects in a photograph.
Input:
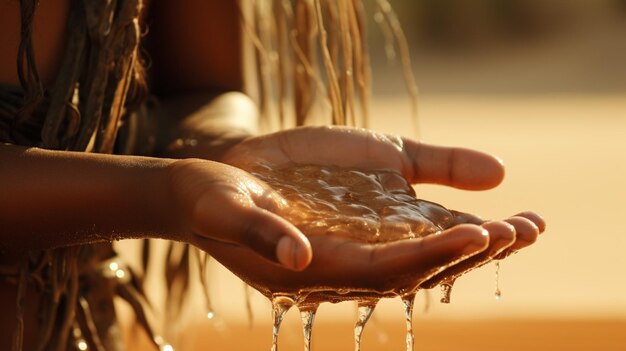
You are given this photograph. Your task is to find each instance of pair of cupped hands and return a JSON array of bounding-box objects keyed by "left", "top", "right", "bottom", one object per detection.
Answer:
[{"left": 168, "top": 126, "right": 545, "bottom": 300}]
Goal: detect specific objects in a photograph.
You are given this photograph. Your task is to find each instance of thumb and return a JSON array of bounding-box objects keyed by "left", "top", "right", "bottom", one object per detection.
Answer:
[
  {"left": 238, "top": 206, "right": 313, "bottom": 271},
  {"left": 192, "top": 195, "right": 312, "bottom": 271}
]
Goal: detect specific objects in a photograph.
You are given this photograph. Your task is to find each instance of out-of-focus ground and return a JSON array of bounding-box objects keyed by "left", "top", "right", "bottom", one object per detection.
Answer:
[
  {"left": 121, "top": 1, "right": 626, "bottom": 349},
  {"left": 175, "top": 319, "right": 625, "bottom": 351}
]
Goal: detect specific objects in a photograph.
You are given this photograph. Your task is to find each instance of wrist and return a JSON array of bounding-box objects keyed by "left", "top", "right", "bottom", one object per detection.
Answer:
[{"left": 126, "top": 156, "right": 183, "bottom": 241}]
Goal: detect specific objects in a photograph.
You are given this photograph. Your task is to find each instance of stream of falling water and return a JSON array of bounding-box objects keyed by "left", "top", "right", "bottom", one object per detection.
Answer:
[
  {"left": 402, "top": 293, "right": 417, "bottom": 351},
  {"left": 439, "top": 281, "right": 454, "bottom": 304},
  {"left": 271, "top": 297, "right": 294, "bottom": 351},
  {"left": 245, "top": 163, "right": 457, "bottom": 349},
  {"left": 354, "top": 301, "right": 378, "bottom": 351},
  {"left": 494, "top": 261, "right": 502, "bottom": 300},
  {"left": 242, "top": 163, "right": 508, "bottom": 350},
  {"left": 299, "top": 304, "right": 319, "bottom": 351}
]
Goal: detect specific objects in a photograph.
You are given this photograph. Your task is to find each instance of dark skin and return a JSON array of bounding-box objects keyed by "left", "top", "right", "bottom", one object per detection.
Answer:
[{"left": 0, "top": 1, "right": 545, "bottom": 350}]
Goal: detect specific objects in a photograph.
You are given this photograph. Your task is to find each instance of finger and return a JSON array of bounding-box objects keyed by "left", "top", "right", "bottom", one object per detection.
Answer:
[
  {"left": 308, "top": 224, "right": 489, "bottom": 291},
  {"left": 420, "top": 221, "right": 516, "bottom": 289},
  {"left": 192, "top": 195, "right": 312, "bottom": 271},
  {"left": 402, "top": 139, "right": 505, "bottom": 190},
  {"left": 370, "top": 224, "right": 489, "bottom": 270},
  {"left": 494, "top": 215, "right": 540, "bottom": 260},
  {"left": 197, "top": 225, "right": 488, "bottom": 297},
  {"left": 242, "top": 207, "right": 313, "bottom": 271},
  {"left": 514, "top": 211, "right": 546, "bottom": 233}
]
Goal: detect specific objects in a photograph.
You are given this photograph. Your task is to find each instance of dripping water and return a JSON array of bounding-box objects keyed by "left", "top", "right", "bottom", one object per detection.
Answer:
[
  {"left": 244, "top": 283, "right": 255, "bottom": 327},
  {"left": 401, "top": 293, "right": 416, "bottom": 351},
  {"left": 354, "top": 300, "right": 377, "bottom": 351},
  {"left": 299, "top": 304, "right": 319, "bottom": 351},
  {"left": 494, "top": 261, "right": 502, "bottom": 300},
  {"left": 271, "top": 296, "right": 294, "bottom": 351},
  {"left": 439, "top": 281, "right": 454, "bottom": 304}
]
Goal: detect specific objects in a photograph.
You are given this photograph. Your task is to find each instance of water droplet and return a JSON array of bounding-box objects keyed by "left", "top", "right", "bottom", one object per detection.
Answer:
[
  {"left": 299, "top": 304, "right": 319, "bottom": 351},
  {"left": 354, "top": 300, "right": 377, "bottom": 351},
  {"left": 440, "top": 281, "right": 454, "bottom": 304},
  {"left": 495, "top": 261, "right": 502, "bottom": 301},
  {"left": 196, "top": 250, "right": 216, "bottom": 323},
  {"left": 108, "top": 262, "right": 119, "bottom": 271},
  {"left": 271, "top": 296, "right": 294, "bottom": 351},
  {"left": 114, "top": 269, "right": 125, "bottom": 279},
  {"left": 154, "top": 336, "right": 174, "bottom": 351},
  {"left": 76, "top": 339, "right": 88, "bottom": 351},
  {"left": 401, "top": 293, "right": 416, "bottom": 351}
]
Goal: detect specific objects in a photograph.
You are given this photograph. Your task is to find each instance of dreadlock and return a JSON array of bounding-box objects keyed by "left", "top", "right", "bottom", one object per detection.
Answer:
[{"left": 2, "top": 1, "right": 418, "bottom": 350}]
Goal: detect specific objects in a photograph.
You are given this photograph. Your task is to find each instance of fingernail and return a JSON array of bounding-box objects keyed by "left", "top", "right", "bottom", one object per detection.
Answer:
[
  {"left": 276, "top": 236, "right": 302, "bottom": 271},
  {"left": 462, "top": 229, "right": 489, "bottom": 256}
]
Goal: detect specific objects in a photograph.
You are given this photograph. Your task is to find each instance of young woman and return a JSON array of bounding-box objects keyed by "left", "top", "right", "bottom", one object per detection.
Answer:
[{"left": 0, "top": 0, "right": 545, "bottom": 350}]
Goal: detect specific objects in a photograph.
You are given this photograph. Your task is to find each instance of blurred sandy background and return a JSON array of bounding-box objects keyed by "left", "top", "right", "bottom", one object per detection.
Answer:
[{"left": 121, "top": 1, "right": 626, "bottom": 350}]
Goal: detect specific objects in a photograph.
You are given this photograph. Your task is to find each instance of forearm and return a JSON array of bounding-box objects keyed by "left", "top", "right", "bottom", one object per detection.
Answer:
[
  {"left": 0, "top": 144, "right": 179, "bottom": 253},
  {"left": 155, "top": 91, "right": 258, "bottom": 161}
]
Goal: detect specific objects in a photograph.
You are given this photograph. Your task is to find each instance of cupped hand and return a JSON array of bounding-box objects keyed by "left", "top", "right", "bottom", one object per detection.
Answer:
[
  {"left": 167, "top": 158, "right": 312, "bottom": 271},
  {"left": 193, "top": 126, "right": 545, "bottom": 299}
]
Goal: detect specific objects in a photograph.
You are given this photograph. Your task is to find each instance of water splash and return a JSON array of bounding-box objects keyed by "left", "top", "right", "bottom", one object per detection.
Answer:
[
  {"left": 494, "top": 261, "right": 502, "bottom": 300},
  {"left": 271, "top": 296, "right": 294, "bottom": 351},
  {"left": 354, "top": 300, "right": 378, "bottom": 351},
  {"left": 401, "top": 293, "right": 416, "bottom": 351},
  {"left": 299, "top": 304, "right": 319, "bottom": 351}
]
